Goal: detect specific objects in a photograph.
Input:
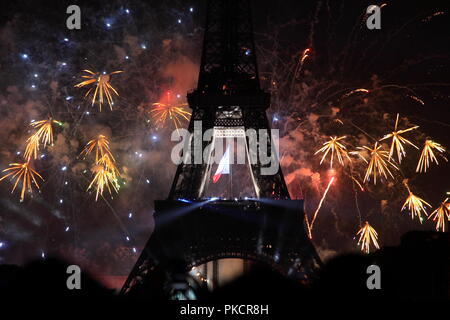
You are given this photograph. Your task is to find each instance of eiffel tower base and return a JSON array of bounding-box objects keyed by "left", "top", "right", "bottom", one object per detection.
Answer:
[{"left": 120, "top": 199, "right": 322, "bottom": 296}]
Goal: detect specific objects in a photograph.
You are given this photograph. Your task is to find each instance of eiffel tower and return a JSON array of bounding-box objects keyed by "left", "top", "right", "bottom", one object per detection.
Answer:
[{"left": 121, "top": 0, "right": 322, "bottom": 296}]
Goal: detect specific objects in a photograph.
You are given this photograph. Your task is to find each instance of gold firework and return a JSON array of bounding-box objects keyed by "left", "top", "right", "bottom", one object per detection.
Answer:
[
  {"left": 380, "top": 114, "right": 419, "bottom": 163},
  {"left": 349, "top": 149, "right": 368, "bottom": 164},
  {"left": 150, "top": 102, "right": 191, "bottom": 130},
  {"left": 0, "top": 161, "right": 43, "bottom": 201},
  {"left": 97, "top": 153, "right": 120, "bottom": 180},
  {"left": 24, "top": 118, "right": 61, "bottom": 160},
  {"left": 356, "top": 221, "right": 380, "bottom": 254},
  {"left": 401, "top": 192, "right": 431, "bottom": 223},
  {"left": 315, "top": 136, "right": 351, "bottom": 168},
  {"left": 87, "top": 164, "right": 119, "bottom": 201},
  {"left": 24, "top": 133, "right": 40, "bottom": 160},
  {"left": 428, "top": 198, "right": 450, "bottom": 232},
  {"left": 80, "top": 135, "right": 114, "bottom": 163},
  {"left": 341, "top": 88, "right": 369, "bottom": 99},
  {"left": 299, "top": 48, "right": 311, "bottom": 64},
  {"left": 416, "top": 140, "right": 446, "bottom": 173},
  {"left": 350, "top": 175, "right": 365, "bottom": 192},
  {"left": 354, "top": 142, "right": 399, "bottom": 184},
  {"left": 74, "top": 69, "right": 123, "bottom": 111},
  {"left": 81, "top": 135, "right": 121, "bottom": 200},
  {"left": 30, "top": 118, "right": 60, "bottom": 148}
]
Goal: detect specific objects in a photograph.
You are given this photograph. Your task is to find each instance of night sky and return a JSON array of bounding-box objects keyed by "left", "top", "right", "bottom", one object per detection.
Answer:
[{"left": 0, "top": 0, "right": 448, "bottom": 276}]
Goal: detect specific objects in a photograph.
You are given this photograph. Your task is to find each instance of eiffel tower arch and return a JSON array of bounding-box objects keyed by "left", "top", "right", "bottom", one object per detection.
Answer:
[{"left": 121, "top": 0, "right": 322, "bottom": 296}]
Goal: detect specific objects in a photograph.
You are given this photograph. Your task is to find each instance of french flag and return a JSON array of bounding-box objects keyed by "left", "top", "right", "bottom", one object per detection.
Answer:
[{"left": 212, "top": 146, "right": 230, "bottom": 183}]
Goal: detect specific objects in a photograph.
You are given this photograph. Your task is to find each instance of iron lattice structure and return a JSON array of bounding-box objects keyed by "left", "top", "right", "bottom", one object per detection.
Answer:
[
  {"left": 121, "top": 0, "right": 322, "bottom": 295},
  {"left": 170, "top": 0, "right": 288, "bottom": 200}
]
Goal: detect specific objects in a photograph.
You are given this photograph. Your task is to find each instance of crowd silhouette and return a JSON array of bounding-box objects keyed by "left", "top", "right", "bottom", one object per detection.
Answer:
[{"left": 0, "top": 231, "right": 447, "bottom": 302}]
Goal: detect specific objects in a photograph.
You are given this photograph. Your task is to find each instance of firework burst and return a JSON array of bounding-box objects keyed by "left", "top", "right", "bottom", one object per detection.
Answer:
[
  {"left": 416, "top": 140, "right": 447, "bottom": 173},
  {"left": 74, "top": 69, "right": 123, "bottom": 111},
  {"left": 80, "top": 135, "right": 114, "bottom": 163},
  {"left": 97, "top": 153, "right": 120, "bottom": 180},
  {"left": 24, "top": 118, "right": 61, "bottom": 160},
  {"left": 87, "top": 164, "right": 119, "bottom": 201},
  {"left": 356, "top": 221, "right": 380, "bottom": 254},
  {"left": 315, "top": 136, "right": 351, "bottom": 168},
  {"left": 428, "top": 198, "right": 450, "bottom": 232},
  {"left": 380, "top": 114, "right": 419, "bottom": 163},
  {"left": 150, "top": 102, "right": 191, "bottom": 130},
  {"left": 0, "top": 161, "right": 43, "bottom": 201},
  {"left": 401, "top": 192, "right": 431, "bottom": 223},
  {"left": 24, "top": 134, "right": 40, "bottom": 160},
  {"left": 352, "top": 142, "right": 399, "bottom": 184},
  {"left": 30, "top": 118, "right": 61, "bottom": 148},
  {"left": 81, "top": 135, "right": 121, "bottom": 201}
]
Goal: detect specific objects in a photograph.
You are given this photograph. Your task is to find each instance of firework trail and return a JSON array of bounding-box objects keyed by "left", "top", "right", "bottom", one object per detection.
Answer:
[
  {"left": 407, "top": 95, "right": 425, "bottom": 106},
  {"left": 341, "top": 88, "right": 369, "bottom": 99},
  {"left": 307, "top": 176, "right": 335, "bottom": 238}
]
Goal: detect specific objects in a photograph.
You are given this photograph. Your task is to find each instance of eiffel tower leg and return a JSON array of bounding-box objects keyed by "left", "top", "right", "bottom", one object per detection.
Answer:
[
  {"left": 169, "top": 109, "right": 216, "bottom": 200},
  {"left": 242, "top": 108, "right": 290, "bottom": 199}
]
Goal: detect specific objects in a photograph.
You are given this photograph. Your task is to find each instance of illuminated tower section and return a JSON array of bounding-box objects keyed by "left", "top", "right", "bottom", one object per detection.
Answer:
[{"left": 121, "top": 0, "right": 321, "bottom": 296}]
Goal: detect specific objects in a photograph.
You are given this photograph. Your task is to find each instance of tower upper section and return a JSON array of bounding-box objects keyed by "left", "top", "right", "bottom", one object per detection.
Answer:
[{"left": 188, "top": 0, "right": 270, "bottom": 109}]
